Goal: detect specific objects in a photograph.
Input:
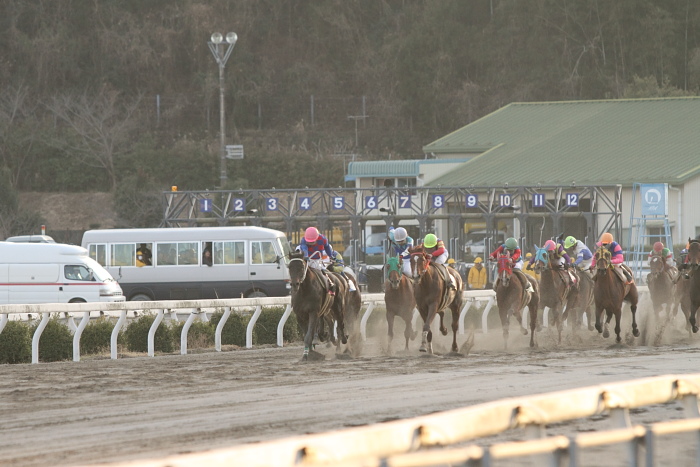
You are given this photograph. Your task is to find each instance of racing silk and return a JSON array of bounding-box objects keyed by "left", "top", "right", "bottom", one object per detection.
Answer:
[
  {"left": 424, "top": 238, "right": 447, "bottom": 258},
  {"left": 388, "top": 227, "right": 414, "bottom": 258},
  {"left": 552, "top": 243, "right": 571, "bottom": 264},
  {"left": 300, "top": 234, "right": 333, "bottom": 260},
  {"left": 648, "top": 247, "right": 673, "bottom": 267},
  {"left": 490, "top": 245, "right": 522, "bottom": 262},
  {"left": 592, "top": 241, "right": 624, "bottom": 266},
  {"left": 570, "top": 240, "right": 593, "bottom": 266}
]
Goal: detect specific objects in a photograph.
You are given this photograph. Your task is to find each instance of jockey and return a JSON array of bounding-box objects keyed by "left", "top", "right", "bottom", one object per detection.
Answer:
[
  {"left": 423, "top": 233, "right": 448, "bottom": 264},
  {"left": 542, "top": 239, "right": 576, "bottom": 286},
  {"left": 388, "top": 226, "right": 413, "bottom": 276},
  {"left": 299, "top": 227, "right": 335, "bottom": 294},
  {"left": 564, "top": 235, "right": 593, "bottom": 270},
  {"left": 329, "top": 251, "right": 357, "bottom": 292},
  {"left": 648, "top": 241, "right": 674, "bottom": 270},
  {"left": 593, "top": 232, "right": 633, "bottom": 283},
  {"left": 489, "top": 237, "right": 534, "bottom": 292}
]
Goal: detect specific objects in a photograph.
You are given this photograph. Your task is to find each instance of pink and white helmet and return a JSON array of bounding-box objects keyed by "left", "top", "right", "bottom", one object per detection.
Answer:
[
  {"left": 544, "top": 240, "right": 557, "bottom": 251},
  {"left": 304, "top": 227, "right": 320, "bottom": 242}
]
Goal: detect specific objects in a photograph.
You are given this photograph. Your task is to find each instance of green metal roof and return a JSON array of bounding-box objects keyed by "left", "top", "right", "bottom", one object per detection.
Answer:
[
  {"left": 347, "top": 160, "right": 421, "bottom": 179},
  {"left": 427, "top": 97, "right": 700, "bottom": 187}
]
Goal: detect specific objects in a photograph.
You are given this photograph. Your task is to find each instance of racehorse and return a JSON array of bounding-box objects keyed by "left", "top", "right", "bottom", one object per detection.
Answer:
[
  {"left": 592, "top": 246, "right": 639, "bottom": 343},
  {"left": 568, "top": 267, "right": 595, "bottom": 332},
  {"left": 408, "top": 245, "right": 463, "bottom": 354},
  {"left": 384, "top": 256, "right": 417, "bottom": 352},
  {"left": 531, "top": 246, "right": 572, "bottom": 344},
  {"left": 287, "top": 251, "right": 348, "bottom": 361},
  {"left": 494, "top": 255, "right": 539, "bottom": 349},
  {"left": 684, "top": 239, "right": 700, "bottom": 333},
  {"left": 646, "top": 253, "right": 677, "bottom": 321}
]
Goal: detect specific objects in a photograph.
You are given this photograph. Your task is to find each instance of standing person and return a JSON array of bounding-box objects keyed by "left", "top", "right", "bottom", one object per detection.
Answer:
[
  {"left": 467, "top": 257, "right": 487, "bottom": 290},
  {"left": 299, "top": 227, "right": 336, "bottom": 294},
  {"left": 388, "top": 226, "right": 413, "bottom": 276},
  {"left": 592, "top": 232, "right": 633, "bottom": 283}
]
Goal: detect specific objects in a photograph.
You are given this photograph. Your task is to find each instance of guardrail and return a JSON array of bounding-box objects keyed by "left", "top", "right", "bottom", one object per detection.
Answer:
[
  {"left": 0, "top": 287, "right": 650, "bottom": 364},
  {"left": 94, "top": 373, "right": 700, "bottom": 467}
]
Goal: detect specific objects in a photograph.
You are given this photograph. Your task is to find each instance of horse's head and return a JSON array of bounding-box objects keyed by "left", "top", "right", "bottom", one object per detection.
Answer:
[
  {"left": 408, "top": 245, "right": 430, "bottom": 282},
  {"left": 594, "top": 246, "right": 612, "bottom": 275},
  {"left": 497, "top": 254, "right": 514, "bottom": 286},
  {"left": 386, "top": 256, "right": 402, "bottom": 290},
  {"left": 649, "top": 253, "right": 665, "bottom": 275},
  {"left": 688, "top": 239, "right": 700, "bottom": 267},
  {"left": 532, "top": 246, "right": 550, "bottom": 273},
  {"left": 287, "top": 251, "right": 308, "bottom": 292}
]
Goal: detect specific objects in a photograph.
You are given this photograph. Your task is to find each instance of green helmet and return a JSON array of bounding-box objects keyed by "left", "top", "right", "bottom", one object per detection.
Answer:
[
  {"left": 564, "top": 236, "right": 577, "bottom": 249},
  {"left": 504, "top": 237, "right": 518, "bottom": 250},
  {"left": 424, "top": 233, "right": 438, "bottom": 248}
]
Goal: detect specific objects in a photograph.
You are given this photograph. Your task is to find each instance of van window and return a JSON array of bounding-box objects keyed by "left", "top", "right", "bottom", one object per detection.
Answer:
[
  {"left": 65, "top": 265, "right": 94, "bottom": 281},
  {"left": 111, "top": 244, "right": 136, "bottom": 267},
  {"left": 89, "top": 244, "right": 107, "bottom": 266},
  {"left": 252, "top": 241, "right": 277, "bottom": 264},
  {"left": 215, "top": 241, "right": 245, "bottom": 265},
  {"left": 178, "top": 242, "right": 199, "bottom": 265}
]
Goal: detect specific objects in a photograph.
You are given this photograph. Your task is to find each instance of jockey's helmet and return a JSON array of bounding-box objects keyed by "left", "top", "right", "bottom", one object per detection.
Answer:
[
  {"left": 423, "top": 233, "right": 438, "bottom": 248},
  {"left": 394, "top": 227, "right": 408, "bottom": 242},
  {"left": 544, "top": 240, "right": 556, "bottom": 251},
  {"left": 564, "top": 236, "right": 577, "bottom": 249},
  {"left": 600, "top": 232, "right": 614, "bottom": 245},
  {"left": 304, "top": 227, "right": 320, "bottom": 242},
  {"left": 505, "top": 237, "right": 518, "bottom": 250},
  {"left": 653, "top": 241, "right": 664, "bottom": 252}
]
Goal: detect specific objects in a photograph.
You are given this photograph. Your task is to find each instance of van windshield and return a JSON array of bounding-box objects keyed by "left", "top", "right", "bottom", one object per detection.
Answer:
[{"left": 85, "top": 258, "right": 115, "bottom": 282}]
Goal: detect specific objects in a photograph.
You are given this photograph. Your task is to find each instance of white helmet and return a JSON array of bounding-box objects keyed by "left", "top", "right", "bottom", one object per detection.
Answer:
[{"left": 394, "top": 227, "right": 408, "bottom": 242}]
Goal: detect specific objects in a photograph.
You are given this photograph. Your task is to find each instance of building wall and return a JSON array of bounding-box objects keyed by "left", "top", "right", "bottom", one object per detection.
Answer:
[{"left": 682, "top": 175, "right": 700, "bottom": 240}]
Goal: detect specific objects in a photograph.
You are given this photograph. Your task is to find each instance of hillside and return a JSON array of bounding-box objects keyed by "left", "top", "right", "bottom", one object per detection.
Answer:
[{"left": 19, "top": 192, "right": 119, "bottom": 232}]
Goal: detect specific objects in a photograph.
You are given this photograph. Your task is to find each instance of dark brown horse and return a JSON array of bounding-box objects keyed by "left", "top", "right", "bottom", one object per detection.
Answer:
[
  {"left": 531, "top": 246, "right": 572, "bottom": 344},
  {"left": 494, "top": 255, "right": 539, "bottom": 349},
  {"left": 333, "top": 269, "right": 362, "bottom": 356},
  {"left": 287, "top": 252, "right": 347, "bottom": 361},
  {"left": 592, "top": 247, "right": 639, "bottom": 343},
  {"left": 384, "top": 256, "right": 417, "bottom": 352},
  {"left": 569, "top": 268, "right": 595, "bottom": 332},
  {"left": 647, "top": 253, "right": 677, "bottom": 321},
  {"left": 408, "top": 245, "right": 463, "bottom": 354},
  {"left": 683, "top": 239, "right": 700, "bottom": 333}
]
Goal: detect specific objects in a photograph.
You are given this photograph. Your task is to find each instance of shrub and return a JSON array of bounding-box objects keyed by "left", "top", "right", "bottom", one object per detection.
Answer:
[
  {"left": 170, "top": 319, "right": 215, "bottom": 350},
  {"left": 123, "top": 314, "right": 174, "bottom": 354},
  {"left": 255, "top": 306, "right": 301, "bottom": 345},
  {"left": 0, "top": 321, "right": 32, "bottom": 364},
  {"left": 80, "top": 318, "right": 119, "bottom": 355},
  {"left": 32, "top": 317, "right": 73, "bottom": 362},
  {"left": 210, "top": 309, "right": 252, "bottom": 347}
]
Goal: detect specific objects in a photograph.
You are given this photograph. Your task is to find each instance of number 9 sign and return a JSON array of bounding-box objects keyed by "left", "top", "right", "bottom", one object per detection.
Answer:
[{"left": 466, "top": 194, "right": 478, "bottom": 208}]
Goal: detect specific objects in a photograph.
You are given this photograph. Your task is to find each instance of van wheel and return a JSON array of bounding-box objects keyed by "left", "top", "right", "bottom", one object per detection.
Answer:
[
  {"left": 246, "top": 291, "right": 267, "bottom": 298},
  {"left": 130, "top": 293, "right": 152, "bottom": 302},
  {"left": 69, "top": 298, "right": 86, "bottom": 303}
]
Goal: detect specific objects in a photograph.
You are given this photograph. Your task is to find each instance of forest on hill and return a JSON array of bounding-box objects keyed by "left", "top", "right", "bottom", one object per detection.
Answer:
[{"left": 1, "top": 0, "right": 699, "bottom": 233}]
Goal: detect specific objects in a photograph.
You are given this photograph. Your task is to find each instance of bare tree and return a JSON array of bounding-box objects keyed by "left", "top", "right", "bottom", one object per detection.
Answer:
[
  {"left": 0, "top": 85, "right": 41, "bottom": 188},
  {"left": 47, "top": 90, "right": 143, "bottom": 190}
]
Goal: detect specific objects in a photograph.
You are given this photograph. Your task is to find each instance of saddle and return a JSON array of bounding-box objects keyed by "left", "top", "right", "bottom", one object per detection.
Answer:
[
  {"left": 612, "top": 264, "right": 635, "bottom": 285},
  {"left": 433, "top": 263, "right": 457, "bottom": 290}
]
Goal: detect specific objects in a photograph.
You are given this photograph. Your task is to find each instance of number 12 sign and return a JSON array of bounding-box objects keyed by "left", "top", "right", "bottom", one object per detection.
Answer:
[{"left": 566, "top": 193, "right": 579, "bottom": 207}]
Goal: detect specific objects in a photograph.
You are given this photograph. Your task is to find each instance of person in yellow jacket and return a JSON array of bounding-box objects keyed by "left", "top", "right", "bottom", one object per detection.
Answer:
[
  {"left": 467, "top": 257, "right": 488, "bottom": 290},
  {"left": 522, "top": 252, "right": 540, "bottom": 281}
]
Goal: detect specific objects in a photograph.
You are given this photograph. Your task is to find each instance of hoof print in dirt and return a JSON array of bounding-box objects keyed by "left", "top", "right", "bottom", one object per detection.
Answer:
[
  {"left": 335, "top": 353, "right": 353, "bottom": 360},
  {"left": 445, "top": 351, "right": 465, "bottom": 358},
  {"left": 606, "top": 343, "right": 627, "bottom": 350}
]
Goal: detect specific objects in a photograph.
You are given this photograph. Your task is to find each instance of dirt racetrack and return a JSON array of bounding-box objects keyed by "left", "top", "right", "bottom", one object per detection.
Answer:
[{"left": 3, "top": 303, "right": 700, "bottom": 467}]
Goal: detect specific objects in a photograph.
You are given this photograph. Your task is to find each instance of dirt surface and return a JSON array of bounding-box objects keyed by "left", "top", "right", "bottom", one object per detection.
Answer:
[{"left": 2, "top": 306, "right": 700, "bottom": 467}]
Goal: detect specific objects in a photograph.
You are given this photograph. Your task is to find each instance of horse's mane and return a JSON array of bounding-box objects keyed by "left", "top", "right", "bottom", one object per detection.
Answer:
[{"left": 289, "top": 251, "right": 305, "bottom": 260}]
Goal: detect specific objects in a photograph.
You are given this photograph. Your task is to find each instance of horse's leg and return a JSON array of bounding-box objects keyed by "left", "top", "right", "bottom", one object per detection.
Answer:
[
  {"left": 386, "top": 309, "right": 395, "bottom": 353},
  {"left": 419, "top": 305, "right": 435, "bottom": 354},
  {"left": 303, "top": 312, "right": 319, "bottom": 361},
  {"left": 402, "top": 312, "right": 413, "bottom": 351},
  {"left": 438, "top": 311, "right": 448, "bottom": 336},
  {"left": 603, "top": 310, "right": 613, "bottom": 339},
  {"left": 529, "top": 304, "right": 537, "bottom": 348},
  {"left": 594, "top": 302, "right": 604, "bottom": 334},
  {"left": 450, "top": 304, "right": 460, "bottom": 352},
  {"left": 691, "top": 302, "right": 700, "bottom": 334},
  {"left": 501, "top": 307, "right": 511, "bottom": 350},
  {"left": 614, "top": 308, "right": 622, "bottom": 343}
]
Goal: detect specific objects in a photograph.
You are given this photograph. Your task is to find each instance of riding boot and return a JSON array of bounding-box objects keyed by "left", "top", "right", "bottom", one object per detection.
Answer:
[
  {"left": 341, "top": 271, "right": 357, "bottom": 292},
  {"left": 321, "top": 269, "right": 335, "bottom": 295}
]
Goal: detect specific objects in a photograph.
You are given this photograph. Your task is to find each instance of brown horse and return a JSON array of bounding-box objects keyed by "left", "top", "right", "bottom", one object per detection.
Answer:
[
  {"left": 408, "top": 245, "right": 463, "bottom": 354},
  {"left": 384, "top": 256, "right": 417, "bottom": 352},
  {"left": 323, "top": 266, "right": 363, "bottom": 356},
  {"left": 531, "top": 246, "right": 572, "bottom": 344},
  {"left": 646, "top": 253, "right": 677, "bottom": 321},
  {"left": 569, "top": 268, "right": 595, "bottom": 332},
  {"left": 287, "top": 252, "right": 348, "bottom": 361},
  {"left": 683, "top": 239, "right": 700, "bottom": 333},
  {"left": 592, "top": 247, "right": 639, "bottom": 343},
  {"left": 494, "top": 255, "right": 539, "bottom": 349}
]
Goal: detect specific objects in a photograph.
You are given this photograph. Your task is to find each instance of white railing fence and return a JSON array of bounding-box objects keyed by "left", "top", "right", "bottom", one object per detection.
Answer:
[
  {"left": 92, "top": 373, "right": 700, "bottom": 467},
  {"left": 0, "top": 287, "right": 650, "bottom": 364}
]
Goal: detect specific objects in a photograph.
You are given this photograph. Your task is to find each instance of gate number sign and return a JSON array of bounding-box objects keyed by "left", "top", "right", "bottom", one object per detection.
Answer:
[
  {"left": 566, "top": 193, "right": 579, "bottom": 207},
  {"left": 466, "top": 194, "right": 478, "bottom": 208},
  {"left": 532, "top": 193, "right": 545, "bottom": 207},
  {"left": 499, "top": 194, "right": 511, "bottom": 207}
]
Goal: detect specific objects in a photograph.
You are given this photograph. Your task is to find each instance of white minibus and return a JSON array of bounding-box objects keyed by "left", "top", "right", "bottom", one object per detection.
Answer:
[
  {"left": 81, "top": 226, "right": 292, "bottom": 301},
  {"left": 0, "top": 242, "right": 125, "bottom": 304}
]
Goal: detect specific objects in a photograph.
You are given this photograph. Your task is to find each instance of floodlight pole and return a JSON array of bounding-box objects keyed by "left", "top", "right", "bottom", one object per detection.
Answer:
[{"left": 208, "top": 32, "right": 238, "bottom": 189}]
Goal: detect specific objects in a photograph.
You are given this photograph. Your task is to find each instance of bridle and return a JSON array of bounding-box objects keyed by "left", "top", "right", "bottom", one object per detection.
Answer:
[
  {"left": 386, "top": 257, "right": 402, "bottom": 290},
  {"left": 288, "top": 257, "right": 309, "bottom": 290},
  {"left": 410, "top": 249, "right": 431, "bottom": 283},
  {"left": 595, "top": 247, "right": 612, "bottom": 273}
]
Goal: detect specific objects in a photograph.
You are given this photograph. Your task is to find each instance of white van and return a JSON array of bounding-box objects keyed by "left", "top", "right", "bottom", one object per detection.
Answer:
[
  {"left": 0, "top": 242, "right": 125, "bottom": 304},
  {"left": 81, "top": 226, "right": 292, "bottom": 301}
]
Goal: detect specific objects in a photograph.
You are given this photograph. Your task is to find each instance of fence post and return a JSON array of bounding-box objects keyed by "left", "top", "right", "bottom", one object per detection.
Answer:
[
  {"left": 148, "top": 310, "right": 165, "bottom": 357},
  {"left": 247, "top": 306, "right": 262, "bottom": 349},
  {"left": 72, "top": 311, "right": 91, "bottom": 362},
  {"left": 215, "top": 306, "right": 232, "bottom": 351},
  {"left": 32, "top": 313, "right": 50, "bottom": 364},
  {"left": 277, "top": 304, "right": 293, "bottom": 347},
  {"left": 111, "top": 310, "right": 128, "bottom": 359}
]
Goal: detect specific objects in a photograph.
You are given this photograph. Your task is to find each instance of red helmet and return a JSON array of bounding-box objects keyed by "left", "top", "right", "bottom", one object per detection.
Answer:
[
  {"left": 653, "top": 241, "right": 663, "bottom": 252},
  {"left": 304, "top": 227, "right": 320, "bottom": 242},
  {"left": 544, "top": 240, "right": 556, "bottom": 251}
]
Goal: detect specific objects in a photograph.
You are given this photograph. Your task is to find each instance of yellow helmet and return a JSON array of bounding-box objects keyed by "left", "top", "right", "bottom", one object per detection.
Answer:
[
  {"left": 474, "top": 257, "right": 483, "bottom": 263},
  {"left": 447, "top": 258, "right": 456, "bottom": 264},
  {"left": 424, "top": 233, "right": 438, "bottom": 248},
  {"left": 525, "top": 252, "right": 532, "bottom": 258}
]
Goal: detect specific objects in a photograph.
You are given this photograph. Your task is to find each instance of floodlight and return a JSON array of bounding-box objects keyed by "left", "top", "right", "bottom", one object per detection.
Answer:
[
  {"left": 226, "top": 32, "right": 238, "bottom": 44},
  {"left": 211, "top": 32, "right": 223, "bottom": 44}
]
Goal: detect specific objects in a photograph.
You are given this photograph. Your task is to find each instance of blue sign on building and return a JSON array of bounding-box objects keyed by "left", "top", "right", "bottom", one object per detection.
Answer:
[
  {"left": 199, "top": 198, "right": 212, "bottom": 213},
  {"left": 641, "top": 184, "right": 668, "bottom": 216}
]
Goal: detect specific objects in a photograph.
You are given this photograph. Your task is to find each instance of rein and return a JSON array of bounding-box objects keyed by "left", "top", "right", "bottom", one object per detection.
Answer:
[{"left": 288, "top": 257, "right": 309, "bottom": 284}]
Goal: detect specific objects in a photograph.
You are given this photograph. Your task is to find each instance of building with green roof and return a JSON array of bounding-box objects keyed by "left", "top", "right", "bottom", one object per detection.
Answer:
[{"left": 424, "top": 97, "right": 700, "bottom": 246}]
